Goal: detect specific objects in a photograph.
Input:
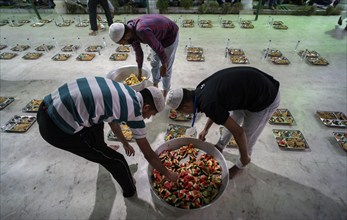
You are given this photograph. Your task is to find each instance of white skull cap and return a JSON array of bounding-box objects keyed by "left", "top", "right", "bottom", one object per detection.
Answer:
[
  {"left": 109, "top": 23, "right": 125, "bottom": 43},
  {"left": 146, "top": 86, "right": 165, "bottom": 112},
  {"left": 166, "top": 88, "right": 183, "bottom": 110}
]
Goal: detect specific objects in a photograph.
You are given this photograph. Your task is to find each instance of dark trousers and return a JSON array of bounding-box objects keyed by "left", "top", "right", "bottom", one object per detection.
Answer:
[
  {"left": 88, "top": 0, "right": 113, "bottom": 31},
  {"left": 37, "top": 103, "right": 136, "bottom": 195}
]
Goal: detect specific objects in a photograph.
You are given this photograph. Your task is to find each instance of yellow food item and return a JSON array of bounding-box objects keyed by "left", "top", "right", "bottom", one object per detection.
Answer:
[{"left": 124, "top": 74, "right": 146, "bottom": 86}]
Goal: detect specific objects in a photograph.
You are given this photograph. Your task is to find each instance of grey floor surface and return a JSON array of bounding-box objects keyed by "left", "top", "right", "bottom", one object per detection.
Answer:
[{"left": 0, "top": 12, "right": 346, "bottom": 220}]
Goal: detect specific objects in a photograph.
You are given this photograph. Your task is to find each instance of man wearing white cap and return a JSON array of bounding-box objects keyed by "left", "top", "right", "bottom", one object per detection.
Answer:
[
  {"left": 109, "top": 15, "right": 179, "bottom": 97},
  {"left": 166, "top": 67, "right": 280, "bottom": 179},
  {"left": 37, "top": 76, "right": 178, "bottom": 197}
]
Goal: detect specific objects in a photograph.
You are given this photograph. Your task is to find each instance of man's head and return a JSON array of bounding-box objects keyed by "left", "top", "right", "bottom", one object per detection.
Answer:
[
  {"left": 109, "top": 23, "right": 133, "bottom": 45},
  {"left": 166, "top": 88, "right": 195, "bottom": 114},
  {"left": 140, "top": 87, "right": 165, "bottom": 119}
]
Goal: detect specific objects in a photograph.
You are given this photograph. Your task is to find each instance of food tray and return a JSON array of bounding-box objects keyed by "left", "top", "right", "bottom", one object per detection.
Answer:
[
  {"left": 272, "top": 21, "right": 283, "bottom": 25},
  {"left": 317, "top": 111, "right": 347, "bottom": 128},
  {"left": 272, "top": 129, "right": 310, "bottom": 151},
  {"left": 222, "top": 20, "right": 233, "bottom": 24},
  {"left": 240, "top": 20, "right": 252, "bottom": 25},
  {"left": 22, "top": 99, "right": 43, "bottom": 112},
  {"left": 187, "top": 47, "right": 203, "bottom": 54},
  {"left": 169, "top": 109, "right": 193, "bottom": 121},
  {"left": 75, "top": 23, "right": 89, "bottom": 27},
  {"left": 240, "top": 23, "right": 254, "bottom": 29},
  {"left": 199, "top": 20, "right": 212, "bottom": 24},
  {"left": 52, "top": 53, "right": 71, "bottom": 61},
  {"left": 11, "top": 45, "right": 30, "bottom": 51},
  {"left": 298, "top": 50, "right": 320, "bottom": 58},
  {"left": 200, "top": 23, "right": 212, "bottom": 28},
  {"left": 35, "top": 44, "right": 54, "bottom": 51},
  {"left": 56, "top": 21, "right": 71, "bottom": 27},
  {"left": 182, "top": 23, "right": 194, "bottom": 28},
  {"left": 265, "top": 49, "right": 282, "bottom": 57},
  {"left": 0, "top": 96, "right": 15, "bottom": 110},
  {"left": 0, "top": 52, "right": 17, "bottom": 60},
  {"left": 182, "top": 19, "right": 194, "bottom": 24},
  {"left": 116, "top": 45, "right": 130, "bottom": 52},
  {"left": 306, "top": 57, "right": 329, "bottom": 66},
  {"left": 219, "top": 127, "right": 237, "bottom": 148},
  {"left": 85, "top": 45, "right": 103, "bottom": 52},
  {"left": 109, "top": 53, "right": 128, "bottom": 61},
  {"left": 187, "top": 53, "right": 205, "bottom": 62},
  {"left": 270, "top": 56, "right": 290, "bottom": 65},
  {"left": 228, "top": 48, "right": 244, "bottom": 56},
  {"left": 269, "top": 109, "right": 295, "bottom": 125},
  {"left": 1, "top": 115, "right": 36, "bottom": 133},
  {"left": 22, "top": 52, "right": 43, "bottom": 60},
  {"left": 223, "top": 23, "right": 235, "bottom": 28},
  {"left": 61, "top": 45, "right": 79, "bottom": 52},
  {"left": 273, "top": 24, "right": 288, "bottom": 30},
  {"left": 76, "top": 53, "right": 95, "bottom": 61},
  {"left": 164, "top": 124, "right": 196, "bottom": 141},
  {"left": 333, "top": 132, "right": 347, "bottom": 151},
  {"left": 40, "top": 19, "right": 53, "bottom": 23},
  {"left": 31, "top": 22, "right": 45, "bottom": 27},
  {"left": 107, "top": 124, "right": 134, "bottom": 141},
  {"left": 230, "top": 55, "right": 249, "bottom": 64},
  {"left": 0, "top": 44, "right": 8, "bottom": 50}
]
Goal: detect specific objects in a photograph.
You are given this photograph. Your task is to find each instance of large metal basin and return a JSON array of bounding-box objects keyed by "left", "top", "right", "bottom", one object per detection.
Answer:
[
  {"left": 106, "top": 65, "right": 151, "bottom": 91},
  {"left": 148, "top": 137, "right": 229, "bottom": 211}
]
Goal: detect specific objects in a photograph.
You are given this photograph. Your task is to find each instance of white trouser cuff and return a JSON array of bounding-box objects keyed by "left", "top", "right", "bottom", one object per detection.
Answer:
[{"left": 235, "top": 158, "right": 245, "bottom": 169}]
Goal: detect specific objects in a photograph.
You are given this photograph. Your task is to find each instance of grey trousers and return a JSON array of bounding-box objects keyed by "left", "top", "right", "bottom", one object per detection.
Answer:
[{"left": 216, "top": 91, "right": 281, "bottom": 155}]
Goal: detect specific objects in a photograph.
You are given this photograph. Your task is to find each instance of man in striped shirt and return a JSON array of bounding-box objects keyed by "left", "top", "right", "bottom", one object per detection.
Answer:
[
  {"left": 109, "top": 14, "right": 179, "bottom": 97},
  {"left": 37, "top": 76, "right": 178, "bottom": 197}
]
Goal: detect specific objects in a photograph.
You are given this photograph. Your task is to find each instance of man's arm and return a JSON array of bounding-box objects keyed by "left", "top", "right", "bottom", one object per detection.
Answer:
[
  {"left": 136, "top": 138, "right": 178, "bottom": 182},
  {"left": 223, "top": 117, "right": 250, "bottom": 167}
]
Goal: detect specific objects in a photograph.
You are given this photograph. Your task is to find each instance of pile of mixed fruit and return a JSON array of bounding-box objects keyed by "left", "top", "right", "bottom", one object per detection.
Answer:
[{"left": 152, "top": 144, "right": 222, "bottom": 209}]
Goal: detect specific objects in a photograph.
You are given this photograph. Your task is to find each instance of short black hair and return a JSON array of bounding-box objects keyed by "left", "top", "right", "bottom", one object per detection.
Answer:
[
  {"left": 140, "top": 88, "right": 157, "bottom": 112},
  {"left": 178, "top": 88, "right": 195, "bottom": 109}
]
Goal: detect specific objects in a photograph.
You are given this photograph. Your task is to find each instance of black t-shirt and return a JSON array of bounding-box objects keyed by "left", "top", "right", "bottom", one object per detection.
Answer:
[{"left": 195, "top": 67, "right": 280, "bottom": 125}]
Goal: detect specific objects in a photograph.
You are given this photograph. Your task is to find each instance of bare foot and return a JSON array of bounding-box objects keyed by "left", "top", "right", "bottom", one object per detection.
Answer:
[
  {"left": 89, "top": 31, "right": 98, "bottom": 36},
  {"left": 229, "top": 165, "right": 242, "bottom": 179},
  {"left": 108, "top": 145, "right": 120, "bottom": 151}
]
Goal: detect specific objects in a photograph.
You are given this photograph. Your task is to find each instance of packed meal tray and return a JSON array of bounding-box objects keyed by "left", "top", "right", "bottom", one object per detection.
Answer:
[
  {"left": 306, "top": 57, "right": 329, "bottom": 66},
  {"left": 228, "top": 48, "right": 244, "bottom": 56},
  {"left": 75, "top": 22, "right": 89, "bottom": 27},
  {"left": 1, "top": 115, "right": 36, "bottom": 133},
  {"left": 11, "top": 45, "right": 30, "bottom": 51},
  {"left": 85, "top": 45, "right": 103, "bottom": 52},
  {"left": 31, "top": 22, "right": 45, "bottom": 27},
  {"left": 61, "top": 45, "right": 79, "bottom": 52},
  {"left": 199, "top": 20, "right": 212, "bottom": 28},
  {"left": 222, "top": 20, "right": 233, "bottom": 24},
  {"left": 152, "top": 144, "right": 223, "bottom": 209},
  {"left": 230, "top": 55, "right": 249, "bottom": 64},
  {"left": 187, "top": 47, "right": 203, "bottom": 54},
  {"left": 55, "top": 21, "right": 73, "bottom": 27},
  {"left": 0, "top": 44, "right": 7, "bottom": 50},
  {"left": 269, "top": 109, "right": 295, "bottom": 125},
  {"left": 333, "top": 132, "right": 347, "bottom": 151},
  {"left": 270, "top": 56, "right": 290, "bottom": 65},
  {"left": 272, "top": 129, "right": 310, "bottom": 151},
  {"left": 169, "top": 109, "right": 193, "bottom": 121},
  {"left": 40, "top": 19, "right": 53, "bottom": 23},
  {"left": 219, "top": 127, "right": 237, "bottom": 148},
  {"left": 272, "top": 21, "right": 283, "bottom": 25},
  {"left": 265, "top": 49, "right": 282, "bottom": 57},
  {"left": 187, "top": 53, "right": 205, "bottom": 62},
  {"left": 116, "top": 45, "right": 130, "bottom": 52},
  {"left": 182, "top": 19, "right": 194, "bottom": 28},
  {"left": 164, "top": 124, "right": 196, "bottom": 141},
  {"left": 317, "top": 111, "right": 347, "bottom": 128},
  {"left": 240, "top": 21, "right": 254, "bottom": 29},
  {"left": 22, "top": 52, "right": 43, "bottom": 60},
  {"left": 223, "top": 23, "right": 235, "bottom": 28},
  {"left": 0, "top": 52, "right": 17, "bottom": 60},
  {"left": 35, "top": 44, "right": 54, "bottom": 51},
  {"left": 76, "top": 53, "right": 95, "bottom": 61},
  {"left": 273, "top": 24, "right": 288, "bottom": 30},
  {"left": 109, "top": 53, "right": 128, "bottom": 61},
  {"left": 298, "top": 50, "right": 320, "bottom": 58},
  {"left": 0, "top": 96, "right": 15, "bottom": 110},
  {"left": 22, "top": 99, "right": 43, "bottom": 112},
  {"left": 52, "top": 53, "right": 72, "bottom": 61},
  {"left": 107, "top": 124, "right": 134, "bottom": 141}
]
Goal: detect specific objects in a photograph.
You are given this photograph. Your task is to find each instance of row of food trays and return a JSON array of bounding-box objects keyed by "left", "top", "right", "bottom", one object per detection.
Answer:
[{"left": 0, "top": 19, "right": 90, "bottom": 27}]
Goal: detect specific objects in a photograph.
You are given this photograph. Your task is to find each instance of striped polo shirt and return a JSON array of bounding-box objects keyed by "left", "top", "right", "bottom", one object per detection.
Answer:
[{"left": 43, "top": 77, "right": 146, "bottom": 139}]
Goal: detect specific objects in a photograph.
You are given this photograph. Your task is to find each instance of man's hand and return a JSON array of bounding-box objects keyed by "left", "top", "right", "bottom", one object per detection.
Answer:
[
  {"left": 137, "top": 68, "right": 143, "bottom": 81},
  {"left": 160, "top": 64, "right": 168, "bottom": 77},
  {"left": 123, "top": 143, "right": 135, "bottom": 157},
  {"left": 165, "top": 171, "right": 179, "bottom": 182},
  {"left": 198, "top": 129, "right": 208, "bottom": 141}
]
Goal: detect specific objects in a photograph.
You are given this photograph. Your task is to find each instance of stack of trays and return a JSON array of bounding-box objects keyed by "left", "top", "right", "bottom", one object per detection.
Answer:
[
  {"left": 186, "top": 47, "right": 204, "bottom": 62},
  {"left": 199, "top": 20, "right": 212, "bottom": 28},
  {"left": 272, "top": 21, "right": 288, "bottom": 30},
  {"left": 265, "top": 49, "right": 290, "bottom": 65},
  {"left": 298, "top": 50, "right": 329, "bottom": 66},
  {"left": 228, "top": 48, "right": 249, "bottom": 64}
]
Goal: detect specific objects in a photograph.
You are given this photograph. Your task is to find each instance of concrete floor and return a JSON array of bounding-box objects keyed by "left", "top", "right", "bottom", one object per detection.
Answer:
[{"left": 0, "top": 12, "right": 346, "bottom": 220}]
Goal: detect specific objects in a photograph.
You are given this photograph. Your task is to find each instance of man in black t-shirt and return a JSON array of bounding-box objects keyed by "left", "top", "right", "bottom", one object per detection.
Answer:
[{"left": 166, "top": 67, "right": 280, "bottom": 179}]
